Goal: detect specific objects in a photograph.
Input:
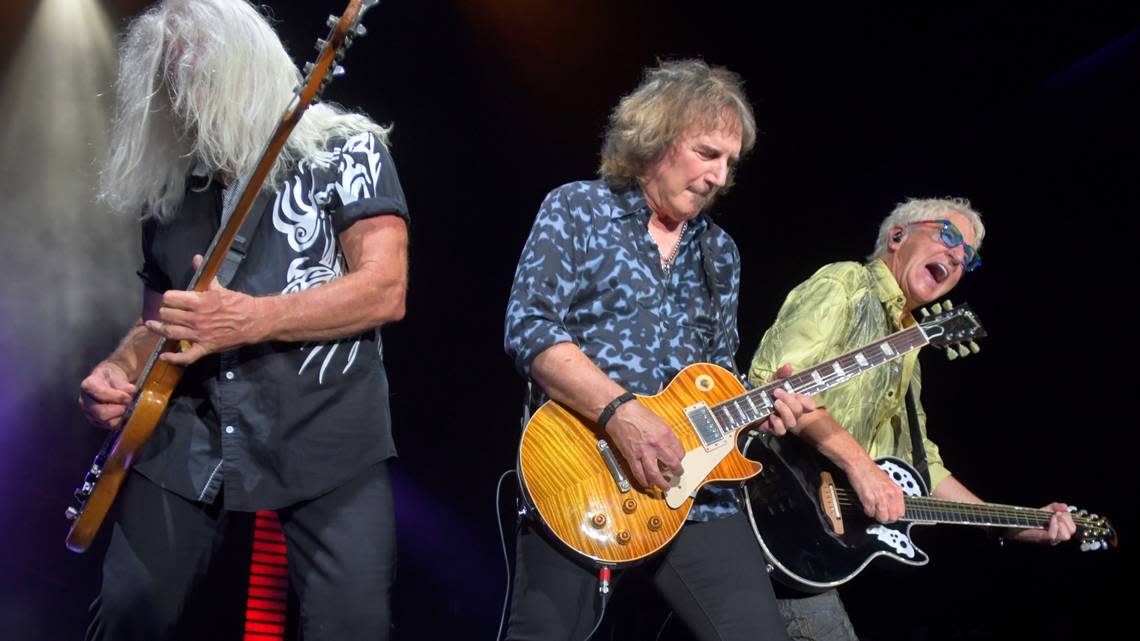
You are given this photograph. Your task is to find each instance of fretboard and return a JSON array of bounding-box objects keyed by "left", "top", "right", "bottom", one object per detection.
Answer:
[
  {"left": 900, "top": 496, "right": 1055, "bottom": 528},
  {"left": 834, "top": 490, "right": 1100, "bottom": 532},
  {"left": 708, "top": 324, "right": 929, "bottom": 436}
]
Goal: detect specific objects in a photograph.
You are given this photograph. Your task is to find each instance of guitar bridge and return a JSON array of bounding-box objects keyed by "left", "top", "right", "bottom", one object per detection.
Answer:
[
  {"left": 819, "top": 471, "right": 845, "bottom": 535},
  {"left": 598, "top": 440, "right": 631, "bottom": 493}
]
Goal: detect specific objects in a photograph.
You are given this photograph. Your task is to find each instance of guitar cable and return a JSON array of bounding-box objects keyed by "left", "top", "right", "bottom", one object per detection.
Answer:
[
  {"left": 495, "top": 468, "right": 519, "bottom": 641},
  {"left": 580, "top": 566, "right": 612, "bottom": 641},
  {"left": 494, "top": 467, "right": 617, "bottom": 641}
]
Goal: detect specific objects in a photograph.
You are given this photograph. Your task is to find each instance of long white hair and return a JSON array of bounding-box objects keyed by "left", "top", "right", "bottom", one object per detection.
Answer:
[{"left": 100, "top": 0, "right": 390, "bottom": 222}]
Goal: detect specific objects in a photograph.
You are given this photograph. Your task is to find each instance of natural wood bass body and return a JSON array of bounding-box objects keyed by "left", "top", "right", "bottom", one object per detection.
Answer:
[
  {"left": 65, "top": 361, "right": 181, "bottom": 551},
  {"left": 518, "top": 363, "right": 760, "bottom": 566}
]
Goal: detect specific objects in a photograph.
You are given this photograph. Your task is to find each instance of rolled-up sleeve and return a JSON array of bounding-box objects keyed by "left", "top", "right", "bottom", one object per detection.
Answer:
[
  {"left": 504, "top": 188, "right": 584, "bottom": 377},
  {"left": 325, "top": 131, "right": 409, "bottom": 234}
]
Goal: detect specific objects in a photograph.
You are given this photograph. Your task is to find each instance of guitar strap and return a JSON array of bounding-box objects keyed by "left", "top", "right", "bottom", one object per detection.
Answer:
[
  {"left": 698, "top": 223, "right": 742, "bottom": 379},
  {"left": 904, "top": 387, "right": 932, "bottom": 489},
  {"left": 216, "top": 186, "right": 275, "bottom": 288}
]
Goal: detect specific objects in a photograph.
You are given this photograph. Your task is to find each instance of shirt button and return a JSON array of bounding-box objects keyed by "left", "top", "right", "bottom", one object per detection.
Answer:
[
  {"left": 225, "top": 425, "right": 235, "bottom": 434},
  {"left": 886, "top": 390, "right": 895, "bottom": 397},
  {"left": 225, "top": 371, "right": 235, "bottom": 380}
]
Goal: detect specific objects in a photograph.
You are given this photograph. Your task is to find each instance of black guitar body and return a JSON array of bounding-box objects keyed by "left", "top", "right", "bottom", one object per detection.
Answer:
[{"left": 740, "top": 432, "right": 930, "bottom": 592}]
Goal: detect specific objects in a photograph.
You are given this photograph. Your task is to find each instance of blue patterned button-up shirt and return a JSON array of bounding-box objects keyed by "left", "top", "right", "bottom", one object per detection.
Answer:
[{"left": 505, "top": 179, "right": 742, "bottom": 520}]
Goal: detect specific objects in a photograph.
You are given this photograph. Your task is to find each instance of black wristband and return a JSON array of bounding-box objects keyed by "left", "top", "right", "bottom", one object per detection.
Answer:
[{"left": 597, "top": 392, "right": 636, "bottom": 429}]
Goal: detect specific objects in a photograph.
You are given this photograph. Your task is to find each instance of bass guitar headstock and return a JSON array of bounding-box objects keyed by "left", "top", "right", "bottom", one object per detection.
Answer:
[
  {"left": 297, "top": 0, "right": 382, "bottom": 105},
  {"left": 917, "top": 300, "right": 986, "bottom": 361}
]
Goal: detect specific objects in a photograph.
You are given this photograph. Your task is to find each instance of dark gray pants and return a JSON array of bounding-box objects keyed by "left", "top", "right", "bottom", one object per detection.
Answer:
[
  {"left": 506, "top": 511, "right": 789, "bottom": 641},
  {"left": 777, "top": 590, "right": 859, "bottom": 641},
  {"left": 87, "top": 460, "right": 396, "bottom": 641}
]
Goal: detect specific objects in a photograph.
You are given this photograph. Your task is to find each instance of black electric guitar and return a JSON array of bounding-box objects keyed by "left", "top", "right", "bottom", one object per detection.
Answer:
[{"left": 741, "top": 432, "right": 1118, "bottom": 592}]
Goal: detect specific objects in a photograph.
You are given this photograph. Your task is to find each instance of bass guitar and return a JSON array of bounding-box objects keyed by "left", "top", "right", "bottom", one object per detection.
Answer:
[
  {"left": 517, "top": 302, "right": 986, "bottom": 566},
  {"left": 740, "top": 427, "right": 1118, "bottom": 592},
  {"left": 64, "top": 0, "right": 381, "bottom": 553}
]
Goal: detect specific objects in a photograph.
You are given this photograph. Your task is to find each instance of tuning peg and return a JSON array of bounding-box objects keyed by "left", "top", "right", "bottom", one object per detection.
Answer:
[
  {"left": 315, "top": 38, "right": 328, "bottom": 52},
  {"left": 355, "top": 24, "right": 368, "bottom": 37},
  {"left": 327, "top": 14, "right": 339, "bottom": 28},
  {"left": 304, "top": 61, "right": 315, "bottom": 75},
  {"left": 944, "top": 347, "right": 958, "bottom": 361},
  {"left": 931, "top": 302, "right": 943, "bottom": 314},
  {"left": 957, "top": 345, "right": 970, "bottom": 358},
  {"left": 1090, "top": 513, "right": 1099, "bottom": 520},
  {"left": 945, "top": 300, "right": 954, "bottom": 309},
  {"left": 919, "top": 307, "right": 930, "bottom": 318},
  {"left": 968, "top": 341, "right": 980, "bottom": 354},
  {"left": 332, "top": 65, "right": 346, "bottom": 78}
]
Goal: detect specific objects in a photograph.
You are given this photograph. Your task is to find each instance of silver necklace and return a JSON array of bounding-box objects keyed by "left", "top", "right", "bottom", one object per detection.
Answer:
[{"left": 661, "top": 221, "right": 687, "bottom": 278}]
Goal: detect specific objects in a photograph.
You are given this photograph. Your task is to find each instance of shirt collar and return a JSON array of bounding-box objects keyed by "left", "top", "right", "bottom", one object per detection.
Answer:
[
  {"left": 609, "top": 183, "right": 710, "bottom": 236},
  {"left": 868, "top": 259, "right": 911, "bottom": 328}
]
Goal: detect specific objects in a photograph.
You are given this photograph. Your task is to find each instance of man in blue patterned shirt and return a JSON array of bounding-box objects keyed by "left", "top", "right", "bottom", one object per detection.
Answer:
[{"left": 504, "top": 60, "right": 813, "bottom": 641}]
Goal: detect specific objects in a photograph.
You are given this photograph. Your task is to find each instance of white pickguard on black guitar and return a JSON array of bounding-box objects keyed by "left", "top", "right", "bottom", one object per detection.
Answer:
[{"left": 741, "top": 432, "right": 1117, "bottom": 592}]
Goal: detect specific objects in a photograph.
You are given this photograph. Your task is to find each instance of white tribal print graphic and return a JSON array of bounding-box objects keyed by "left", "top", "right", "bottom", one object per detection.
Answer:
[{"left": 272, "top": 132, "right": 384, "bottom": 384}]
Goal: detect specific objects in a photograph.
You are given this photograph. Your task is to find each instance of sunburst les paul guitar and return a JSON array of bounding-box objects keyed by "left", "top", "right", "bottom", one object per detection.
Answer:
[
  {"left": 63, "top": 0, "right": 381, "bottom": 553},
  {"left": 517, "top": 301, "right": 986, "bottom": 566}
]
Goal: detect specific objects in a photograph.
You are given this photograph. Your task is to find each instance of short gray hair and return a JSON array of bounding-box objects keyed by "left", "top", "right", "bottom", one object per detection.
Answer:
[
  {"left": 868, "top": 197, "right": 986, "bottom": 260},
  {"left": 599, "top": 59, "right": 756, "bottom": 189}
]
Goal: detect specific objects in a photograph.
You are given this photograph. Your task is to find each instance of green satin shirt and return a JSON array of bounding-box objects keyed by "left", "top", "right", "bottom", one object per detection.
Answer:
[{"left": 747, "top": 260, "right": 951, "bottom": 491}]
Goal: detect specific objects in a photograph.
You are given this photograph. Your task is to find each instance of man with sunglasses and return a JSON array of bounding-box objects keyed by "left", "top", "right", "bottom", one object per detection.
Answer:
[{"left": 746, "top": 197, "right": 1075, "bottom": 641}]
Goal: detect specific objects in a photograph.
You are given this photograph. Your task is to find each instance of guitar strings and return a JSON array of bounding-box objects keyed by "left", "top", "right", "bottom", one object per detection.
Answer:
[
  {"left": 712, "top": 329, "right": 928, "bottom": 433},
  {"left": 830, "top": 489, "right": 1106, "bottom": 531}
]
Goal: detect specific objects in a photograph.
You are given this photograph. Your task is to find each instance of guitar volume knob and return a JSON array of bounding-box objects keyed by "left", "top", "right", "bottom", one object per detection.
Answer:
[
  {"left": 616, "top": 530, "right": 631, "bottom": 545},
  {"left": 647, "top": 516, "right": 662, "bottom": 532},
  {"left": 591, "top": 513, "right": 607, "bottom": 528},
  {"left": 622, "top": 499, "right": 637, "bottom": 514}
]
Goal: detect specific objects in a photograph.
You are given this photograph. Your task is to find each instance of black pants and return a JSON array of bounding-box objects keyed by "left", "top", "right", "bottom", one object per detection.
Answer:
[
  {"left": 87, "top": 460, "right": 396, "bottom": 641},
  {"left": 506, "top": 511, "right": 789, "bottom": 641}
]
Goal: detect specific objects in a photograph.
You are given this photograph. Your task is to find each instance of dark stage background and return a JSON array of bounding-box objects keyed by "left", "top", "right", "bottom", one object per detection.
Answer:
[{"left": 1, "top": 1, "right": 1137, "bottom": 640}]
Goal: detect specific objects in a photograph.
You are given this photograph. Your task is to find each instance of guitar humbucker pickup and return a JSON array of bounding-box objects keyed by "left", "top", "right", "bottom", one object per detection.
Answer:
[{"left": 684, "top": 403, "right": 723, "bottom": 449}]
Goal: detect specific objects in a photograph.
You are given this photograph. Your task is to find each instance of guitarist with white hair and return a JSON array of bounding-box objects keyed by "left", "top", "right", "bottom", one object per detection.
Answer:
[
  {"left": 76, "top": 1, "right": 407, "bottom": 639},
  {"left": 747, "top": 198, "right": 1076, "bottom": 641}
]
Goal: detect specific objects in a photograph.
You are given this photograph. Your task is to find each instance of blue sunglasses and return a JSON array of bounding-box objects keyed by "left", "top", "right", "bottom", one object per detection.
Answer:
[{"left": 908, "top": 219, "right": 982, "bottom": 272}]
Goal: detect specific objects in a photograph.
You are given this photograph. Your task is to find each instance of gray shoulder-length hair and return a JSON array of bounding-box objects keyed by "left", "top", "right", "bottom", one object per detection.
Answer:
[
  {"left": 100, "top": 0, "right": 390, "bottom": 222},
  {"left": 868, "top": 197, "right": 987, "bottom": 260},
  {"left": 598, "top": 59, "right": 756, "bottom": 189}
]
